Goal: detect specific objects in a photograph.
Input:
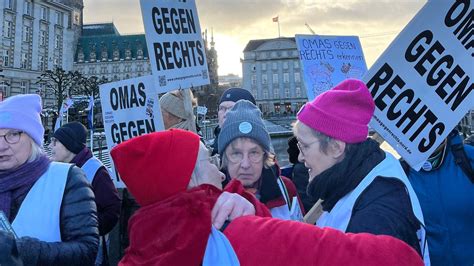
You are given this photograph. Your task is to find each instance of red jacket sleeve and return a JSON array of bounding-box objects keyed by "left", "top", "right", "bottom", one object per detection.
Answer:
[
  {"left": 224, "top": 179, "right": 272, "bottom": 217},
  {"left": 225, "top": 216, "right": 423, "bottom": 266}
]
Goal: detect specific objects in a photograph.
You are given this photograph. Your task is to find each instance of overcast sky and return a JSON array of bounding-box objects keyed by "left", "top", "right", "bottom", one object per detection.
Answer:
[{"left": 83, "top": 0, "right": 426, "bottom": 76}]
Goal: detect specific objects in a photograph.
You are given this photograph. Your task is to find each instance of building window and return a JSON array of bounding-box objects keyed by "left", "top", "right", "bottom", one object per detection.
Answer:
[
  {"left": 261, "top": 63, "right": 267, "bottom": 71},
  {"left": 137, "top": 48, "right": 143, "bottom": 59},
  {"left": 24, "top": 1, "right": 32, "bottom": 16},
  {"left": 272, "top": 74, "right": 278, "bottom": 84},
  {"left": 284, "top": 87, "right": 290, "bottom": 98},
  {"left": 294, "top": 60, "right": 299, "bottom": 68},
  {"left": 56, "top": 11, "right": 63, "bottom": 26},
  {"left": 54, "top": 35, "right": 61, "bottom": 49},
  {"left": 22, "top": 26, "right": 31, "bottom": 42},
  {"left": 283, "top": 61, "right": 289, "bottom": 69},
  {"left": 251, "top": 74, "right": 256, "bottom": 85},
  {"left": 53, "top": 57, "right": 59, "bottom": 66},
  {"left": 283, "top": 73, "right": 289, "bottom": 83},
  {"left": 125, "top": 49, "right": 131, "bottom": 60},
  {"left": 296, "top": 86, "right": 301, "bottom": 97},
  {"left": 272, "top": 62, "right": 277, "bottom": 70},
  {"left": 263, "top": 89, "right": 269, "bottom": 99},
  {"left": 39, "top": 55, "right": 45, "bottom": 71},
  {"left": 101, "top": 66, "right": 107, "bottom": 74},
  {"left": 5, "top": 0, "right": 13, "bottom": 9},
  {"left": 251, "top": 64, "right": 256, "bottom": 71},
  {"left": 252, "top": 89, "right": 257, "bottom": 98},
  {"left": 113, "top": 65, "right": 119, "bottom": 73},
  {"left": 294, "top": 72, "right": 301, "bottom": 83},
  {"left": 273, "top": 88, "right": 279, "bottom": 99},
  {"left": 40, "top": 6, "right": 48, "bottom": 20},
  {"left": 40, "top": 30, "right": 47, "bottom": 46},
  {"left": 20, "top": 53, "right": 28, "bottom": 69},
  {"left": 4, "top": 21, "right": 12, "bottom": 38},
  {"left": 261, "top": 74, "right": 268, "bottom": 85},
  {"left": 20, "top": 81, "right": 28, "bottom": 93},
  {"left": 3, "top": 50, "right": 10, "bottom": 67}
]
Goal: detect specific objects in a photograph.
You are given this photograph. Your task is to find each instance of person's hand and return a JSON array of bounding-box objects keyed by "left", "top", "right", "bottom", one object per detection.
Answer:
[{"left": 211, "top": 192, "right": 256, "bottom": 229}]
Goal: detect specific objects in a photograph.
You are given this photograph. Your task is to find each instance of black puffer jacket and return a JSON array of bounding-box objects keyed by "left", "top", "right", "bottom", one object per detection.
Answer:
[{"left": 13, "top": 166, "right": 99, "bottom": 266}]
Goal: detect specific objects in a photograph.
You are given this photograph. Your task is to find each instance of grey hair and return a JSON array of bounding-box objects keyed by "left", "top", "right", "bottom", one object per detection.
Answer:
[
  {"left": 27, "top": 140, "right": 45, "bottom": 162},
  {"left": 293, "top": 121, "right": 354, "bottom": 155},
  {"left": 220, "top": 137, "right": 275, "bottom": 170}
]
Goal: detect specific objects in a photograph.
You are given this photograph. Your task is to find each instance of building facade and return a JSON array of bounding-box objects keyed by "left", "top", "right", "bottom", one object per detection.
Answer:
[
  {"left": 73, "top": 23, "right": 152, "bottom": 81},
  {"left": 242, "top": 37, "right": 307, "bottom": 116},
  {"left": 0, "top": 0, "right": 83, "bottom": 107}
]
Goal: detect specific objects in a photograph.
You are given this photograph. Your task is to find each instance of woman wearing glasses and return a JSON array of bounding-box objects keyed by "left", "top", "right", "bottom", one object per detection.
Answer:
[
  {"left": 111, "top": 128, "right": 423, "bottom": 266},
  {"left": 293, "top": 79, "right": 429, "bottom": 263},
  {"left": 218, "top": 100, "right": 304, "bottom": 220},
  {"left": 0, "top": 94, "right": 98, "bottom": 265}
]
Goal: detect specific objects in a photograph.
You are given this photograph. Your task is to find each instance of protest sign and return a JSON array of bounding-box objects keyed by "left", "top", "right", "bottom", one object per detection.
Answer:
[
  {"left": 296, "top": 34, "right": 367, "bottom": 100},
  {"left": 99, "top": 75, "right": 164, "bottom": 187},
  {"left": 197, "top": 105, "right": 207, "bottom": 115},
  {"left": 363, "top": 0, "right": 473, "bottom": 170},
  {"left": 140, "top": 0, "right": 210, "bottom": 93}
]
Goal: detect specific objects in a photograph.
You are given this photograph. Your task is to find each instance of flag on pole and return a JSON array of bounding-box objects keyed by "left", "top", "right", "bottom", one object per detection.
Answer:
[
  {"left": 272, "top": 16, "right": 279, "bottom": 22},
  {"left": 54, "top": 98, "right": 74, "bottom": 131},
  {"left": 86, "top": 96, "right": 94, "bottom": 130}
]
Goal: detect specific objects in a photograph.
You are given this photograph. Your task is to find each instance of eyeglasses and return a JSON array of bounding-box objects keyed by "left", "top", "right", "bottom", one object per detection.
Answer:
[
  {"left": 0, "top": 131, "right": 23, "bottom": 144},
  {"left": 226, "top": 150, "right": 264, "bottom": 164},
  {"left": 201, "top": 154, "right": 221, "bottom": 168},
  {"left": 218, "top": 105, "right": 234, "bottom": 113},
  {"left": 297, "top": 140, "right": 319, "bottom": 156}
]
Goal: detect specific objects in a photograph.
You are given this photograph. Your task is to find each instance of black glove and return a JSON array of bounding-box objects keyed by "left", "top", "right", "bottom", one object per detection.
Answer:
[{"left": 0, "top": 230, "right": 23, "bottom": 266}]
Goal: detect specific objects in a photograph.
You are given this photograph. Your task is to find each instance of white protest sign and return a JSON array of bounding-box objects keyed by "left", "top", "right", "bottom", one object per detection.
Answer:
[
  {"left": 296, "top": 34, "right": 368, "bottom": 100},
  {"left": 140, "top": 0, "right": 210, "bottom": 93},
  {"left": 99, "top": 75, "right": 165, "bottom": 187},
  {"left": 197, "top": 105, "right": 207, "bottom": 115},
  {"left": 363, "top": 0, "right": 474, "bottom": 170}
]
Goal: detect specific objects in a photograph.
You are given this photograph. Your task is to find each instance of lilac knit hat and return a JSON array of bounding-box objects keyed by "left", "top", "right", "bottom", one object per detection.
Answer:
[
  {"left": 297, "top": 79, "right": 374, "bottom": 143},
  {"left": 0, "top": 94, "right": 44, "bottom": 145}
]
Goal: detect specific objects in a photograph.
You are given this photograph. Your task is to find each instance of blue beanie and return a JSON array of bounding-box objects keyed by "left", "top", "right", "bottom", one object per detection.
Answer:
[
  {"left": 218, "top": 100, "right": 270, "bottom": 153},
  {"left": 53, "top": 122, "right": 87, "bottom": 154},
  {"left": 0, "top": 94, "right": 44, "bottom": 146},
  {"left": 219, "top": 87, "right": 256, "bottom": 105}
]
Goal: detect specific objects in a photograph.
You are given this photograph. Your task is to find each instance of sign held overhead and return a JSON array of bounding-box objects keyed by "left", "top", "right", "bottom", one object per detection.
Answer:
[
  {"left": 140, "top": 0, "right": 210, "bottom": 93},
  {"left": 363, "top": 0, "right": 473, "bottom": 170}
]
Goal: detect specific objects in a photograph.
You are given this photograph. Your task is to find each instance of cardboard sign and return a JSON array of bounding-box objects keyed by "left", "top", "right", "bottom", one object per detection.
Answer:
[
  {"left": 296, "top": 34, "right": 368, "bottom": 100},
  {"left": 363, "top": 0, "right": 474, "bottom": 170},
  {"left": 140, "top": 0, "right": 210, "bottom": 93},
  {"left": 99, "top": 75, "right": 164, "bottom": 187}
]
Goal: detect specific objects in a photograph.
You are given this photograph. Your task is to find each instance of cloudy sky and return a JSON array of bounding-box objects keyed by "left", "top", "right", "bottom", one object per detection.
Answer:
[{"left": 83, "top": 0, "right": 426, "bottom": 76}]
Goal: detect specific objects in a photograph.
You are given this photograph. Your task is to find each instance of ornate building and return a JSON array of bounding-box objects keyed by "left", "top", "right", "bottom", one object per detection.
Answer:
[
  {"left": 242, "top": 37, "right": 307, "bottom": 116},
  {"left": 73, "top": 23, "right": 151, "bottom": 81},
  {"left": 73, "top": 23, "right": 220, "bottom": 117},
  {"left": 0, "top": 0, "right": 83, "bottom": 106}
]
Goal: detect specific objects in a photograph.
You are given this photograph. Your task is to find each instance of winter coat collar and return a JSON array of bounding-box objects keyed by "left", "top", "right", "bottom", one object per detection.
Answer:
[{"left": 307, "top": 138, "right": 385, "bottom": 212}]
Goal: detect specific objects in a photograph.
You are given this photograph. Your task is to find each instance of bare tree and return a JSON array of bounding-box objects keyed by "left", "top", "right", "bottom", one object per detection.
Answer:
[
  {"left": 36, "top": 67, "right": 82, "bottom": 113},
  {"left": 71, "top": 75, "right": 109, "bottom": 99}
]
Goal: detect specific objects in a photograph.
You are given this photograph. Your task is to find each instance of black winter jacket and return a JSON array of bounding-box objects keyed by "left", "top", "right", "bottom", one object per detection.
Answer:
[{"left": 13, "top": 166, "right": 99, "bottom": 266}]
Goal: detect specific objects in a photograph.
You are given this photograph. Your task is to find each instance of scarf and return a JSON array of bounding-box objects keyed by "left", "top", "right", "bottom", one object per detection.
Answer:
[
  {"left": 307, "top": 138, "right": 385, "bottom": 212},
  {"left": 0, "top": 155, "right": 50, "bottom": 220}
]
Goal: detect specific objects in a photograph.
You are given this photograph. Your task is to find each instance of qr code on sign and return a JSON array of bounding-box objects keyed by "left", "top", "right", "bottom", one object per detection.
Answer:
[
  {"left": 202, "top": 70, "right": 208, "bottom": 79},
  {"left": 159, "top": 75, "right": 166, "bottom": 86}
]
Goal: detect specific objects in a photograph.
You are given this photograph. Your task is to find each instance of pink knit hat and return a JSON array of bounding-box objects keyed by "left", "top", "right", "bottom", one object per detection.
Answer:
[{"left": 297, "top": 79, "right": 375, "bottom": 143}]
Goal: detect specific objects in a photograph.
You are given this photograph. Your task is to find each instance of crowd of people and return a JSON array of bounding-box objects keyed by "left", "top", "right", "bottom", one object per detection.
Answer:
[{"left": 0, "top": 79, "right": 473, "bottom": 266}]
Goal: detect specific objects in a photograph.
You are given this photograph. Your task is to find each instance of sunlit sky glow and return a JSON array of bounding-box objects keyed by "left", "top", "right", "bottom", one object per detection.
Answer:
[{"left": 83, "top": 0, "right": 426, "bottom": 77}]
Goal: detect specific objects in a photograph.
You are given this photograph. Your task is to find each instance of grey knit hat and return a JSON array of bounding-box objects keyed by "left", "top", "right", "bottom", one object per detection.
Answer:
[{"left": 218, "top": 100, "right": 271, "bottom": 153}]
